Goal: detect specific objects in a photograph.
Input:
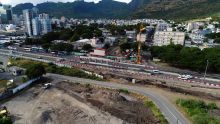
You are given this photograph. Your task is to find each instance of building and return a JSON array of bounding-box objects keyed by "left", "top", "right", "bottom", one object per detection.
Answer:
[
  {"left": 187, "top": 22, "right": 205, "bottom": 32},
  {"left": 90, "top": 49, "right": 106, "bottom": 57},
  {"left": 32, "top": 18, "right": 41, "bottom": 36},
  {"left": 23, "top": 9, "right": 33, "bottom": 36},
  {"left": 39, "top": 15, "right": 52, "bottom": 35},
  {"left": 188, "top": 33, "right": 205, "bottom": 44},
  {"left": 8, "top": 66, "right": 25, "bottom": 76},
  {"left": 0, "top": 4, "right": 12, "bottom": 24},
  {"left": 153, "top": 31, "right": 185, "bottom": 46},
  {"left": 156, "top": 23, "right": 170, "bottom": 31},
  {"left": 24, "top": 9, "right": 52, "bottom": 36}
]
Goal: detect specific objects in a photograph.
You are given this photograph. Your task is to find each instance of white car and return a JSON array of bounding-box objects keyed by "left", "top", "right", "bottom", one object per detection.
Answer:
[
  {"left": 152, "top": 70, "right": 161, "bottom": 74},
  {"left": 178, "top": 74, "right": 193, "bottom": 80}
]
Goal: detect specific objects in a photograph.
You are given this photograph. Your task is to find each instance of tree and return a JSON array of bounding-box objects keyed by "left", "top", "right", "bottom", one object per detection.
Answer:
[
  {"left": 214, "top": 38, "right": 220, "bottom": 43},
  {"left": 82, "top": 44, "right": 93, "bottom": 52},
  {"left": 70, "top": 33, "right": 80, "bottom": 42},
  {"left": 120, "top": 42, "right": 131, "bottom": 52},
  {"left": 25, "top": 63, "right": 46, "bottom": 79},
  {"left": 50, "top": 43, "right": 73, "bottom": 52}
]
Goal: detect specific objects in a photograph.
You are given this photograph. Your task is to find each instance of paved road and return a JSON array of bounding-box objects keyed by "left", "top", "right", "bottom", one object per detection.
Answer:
[{"left": 47, "top": 73, "right": 190, "bottom": 124}]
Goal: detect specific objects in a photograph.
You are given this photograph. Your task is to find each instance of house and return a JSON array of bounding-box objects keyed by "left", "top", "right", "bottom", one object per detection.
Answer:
[
  {"left": 8, "top": 66, "right": 25, "bottom": 76},
  {"left": 90, "top": 48, "right": 106, "bottom": 57},
  {"left": 74, "top": 39, "right": 91, "bottom": 49}
]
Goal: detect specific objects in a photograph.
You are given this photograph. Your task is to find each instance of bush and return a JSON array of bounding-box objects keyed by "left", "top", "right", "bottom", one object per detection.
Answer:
[
  {"left": 118, "top": 89, "right": 130, "bottom": 94},
  {"left": 144, "top": 101, "right": 168, "bottom": 124},
  {"left": 176, "top": 99, "right": 220, "bottom": 124},
  {"left": 0, "top": 116, "right": 13, "bottom": 124}
]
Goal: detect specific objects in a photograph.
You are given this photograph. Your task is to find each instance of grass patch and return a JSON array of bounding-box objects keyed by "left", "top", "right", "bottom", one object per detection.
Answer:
[
  {"left": 9, "top": 58, "right": 103, "bottom": 81},
  {"left": 144, "top": 100, "right": 168, "bottom": 124},
  {"left": 176, "top": 99, "right": 220, "bottom": 124},
  {"left": 118, "top": 89, "right": 130, "bottom": 94},
  {"left": 0, "top": 80, "right": 8, "bottom": 90}
]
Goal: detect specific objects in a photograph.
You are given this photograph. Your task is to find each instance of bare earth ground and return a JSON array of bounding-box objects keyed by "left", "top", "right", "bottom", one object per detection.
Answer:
[{"left": 4, "top": 81, "right": 158, "bottom": 124}]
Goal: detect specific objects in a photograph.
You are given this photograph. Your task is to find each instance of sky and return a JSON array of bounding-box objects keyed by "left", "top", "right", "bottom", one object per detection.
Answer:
[{"left": 1, "top": 0, "right": 131, "bottom": 6}]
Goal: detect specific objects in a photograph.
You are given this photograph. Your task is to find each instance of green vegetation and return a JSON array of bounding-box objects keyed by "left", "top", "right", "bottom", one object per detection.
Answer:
[
  {"left": 176, "top": 99, "right": 220, "bottom": 124},
  {"left": 0, "top": 80, "right": 8, "bottom": 90},
  {"left": 0, "top": 115, "right": 12, "bottom": 124},
  {"left": 25, "top": 63, "right": 46, "bottom": 79},
  {"left": 82, "top": 44, "right": 93, "bottom": 52},
  {"left": 150, "top": 44, "right": 220, "bottom": 73},
  {"left": 12, "top": 1, "right": 130, "bottom": 19},
  {"left": 12, "top": 0, "right": 220, "bottom": 21},
  {"left": 23, "top": 25, "right": 103, "bottom": 51},
  {"left": 10, "top": 58, "right": 103, "bottom": 81},
  {"left": 144, "top": 101, "right": 168, "bottom": 124},
  {"left": 118, "top": 89, "right": 130, "bottom": 94},
  {"left": 206, "top": 33, "right": 220, "bottom": 43}
]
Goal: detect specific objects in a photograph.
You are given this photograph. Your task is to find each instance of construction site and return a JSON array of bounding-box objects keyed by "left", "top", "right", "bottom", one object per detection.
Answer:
[{"left": 3, "top": 80, "right": 159, "bottom": 124}]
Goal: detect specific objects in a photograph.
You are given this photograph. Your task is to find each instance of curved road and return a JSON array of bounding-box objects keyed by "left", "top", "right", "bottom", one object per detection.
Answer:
[{"left": 47, "top": 73, "right": 190, "bottom": 124}]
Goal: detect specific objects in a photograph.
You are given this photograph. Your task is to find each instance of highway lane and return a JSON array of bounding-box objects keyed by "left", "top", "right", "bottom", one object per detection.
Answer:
[
  {"left": 47, "top": 73, "right": 190, "bottom": 124},
  {"left": 0, "top": 49, "right": 219, "bottom": 85},
  {"left": 0, "top": 49, "right": 220, "bottom": 85}
]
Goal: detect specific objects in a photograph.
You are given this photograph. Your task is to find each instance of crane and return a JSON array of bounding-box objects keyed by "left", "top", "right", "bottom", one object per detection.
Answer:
[{"left": 136, "top": 24, "right": 146, "bottom": 64}]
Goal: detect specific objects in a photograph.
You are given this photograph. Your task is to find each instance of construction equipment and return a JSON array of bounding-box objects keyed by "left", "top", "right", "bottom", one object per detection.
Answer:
[
  {"left": 0, "top": 106, "right": 9, "bottom": 116},
  {"left": 136, "top": 24, "right": 146, "bottom": 64}
]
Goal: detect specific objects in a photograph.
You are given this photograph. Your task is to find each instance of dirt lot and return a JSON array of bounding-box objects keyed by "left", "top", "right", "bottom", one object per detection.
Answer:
[{"left": 4, "top": 81, "right": 158, "bottom": 124}]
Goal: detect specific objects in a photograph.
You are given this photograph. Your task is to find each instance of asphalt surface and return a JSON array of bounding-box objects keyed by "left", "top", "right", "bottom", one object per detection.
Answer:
[
  {"left": 47, "top": 73, "right": 190, "bottom": 124},
  {"left": 0, "top": 49, "right": 219, "bottom": 86}
]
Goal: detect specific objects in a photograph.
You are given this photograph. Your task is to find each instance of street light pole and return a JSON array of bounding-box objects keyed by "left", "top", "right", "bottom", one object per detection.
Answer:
[{"left": 203, "top": 60, "right": 209, "bottom": 82}]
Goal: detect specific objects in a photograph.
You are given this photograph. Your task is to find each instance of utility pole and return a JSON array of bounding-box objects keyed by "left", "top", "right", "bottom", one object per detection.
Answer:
[{"left": 203, "top": 60, "right": 209, "bottom": 82}]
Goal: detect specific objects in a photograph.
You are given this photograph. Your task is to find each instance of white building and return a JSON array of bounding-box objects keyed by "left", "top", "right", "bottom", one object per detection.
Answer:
[
  {"left": 153, "top": 31, "right": 185, "bottom": 46},
  {"left": 32, "top": 18, "right": 41, "bottom": 36},
  {"left": 216, "top": 28, "right": 220, "bottom": 33},
  {"left": 187, "top": 22, "right": 205, "bottom": 32},
  {"left": 40, "top": 18, "right": 52, "bottom": 34},
  {"left": 31, "top": 13, "right": 52, "bottom": 36},
  {"left": 23, "top": 9, "right": 33, "bottom": 36},
  {"left": 188, "top": 33, "right": 205, "bottom": 44}
]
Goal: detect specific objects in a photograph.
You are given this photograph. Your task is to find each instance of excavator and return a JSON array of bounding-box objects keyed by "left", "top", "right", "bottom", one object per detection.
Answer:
[{"left": 0, "top": 106, "right": 9, "bottom": 117}]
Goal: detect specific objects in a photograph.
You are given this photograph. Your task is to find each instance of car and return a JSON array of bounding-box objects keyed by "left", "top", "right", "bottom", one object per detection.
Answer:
[
  {"left": 151, "top": 70, "right": 161, "bottom": 74},
  {"left": 42, "top": 83, "right": 52, "bottom": 89},
  {"left": 178, "top": 74, "right": 193, "bottom": 80}
]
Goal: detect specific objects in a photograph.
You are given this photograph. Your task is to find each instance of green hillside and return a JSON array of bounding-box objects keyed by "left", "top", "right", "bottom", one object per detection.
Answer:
[
  {"left": 132, "top": 0, "right": 220, "bottom": 21},
  {"left": 12, "top": 0, "right": 220, "bottom": 21}
]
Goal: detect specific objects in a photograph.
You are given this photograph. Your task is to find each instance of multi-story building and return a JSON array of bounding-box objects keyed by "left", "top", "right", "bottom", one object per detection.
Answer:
[
  {"left": 32, "top": 17, "right": 41, "bottom": 36},
  {"left": 0, "top": 3, "right": 12, "bottom": 24},
  {"left": 24, "top": 8, "right": 52, "bottom": 36},
  {"left": 39, "top": 13, "right": 52, "bottom": 35},
  {"left": 153, "top": 31, "right": 185, "bottom": 46},
  {"left": 23, "top": 9, "right": 33, "bottom": 36}
]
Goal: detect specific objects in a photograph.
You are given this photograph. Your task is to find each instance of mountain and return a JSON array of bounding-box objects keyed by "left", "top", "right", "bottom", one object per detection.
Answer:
[
  {"left": 12, "top": 0, "right": 220, "bottom": 20},
  {"left": 131, "top": 0, "right": 220, "bottom": 20},
  {"left": 12, "top": 0, "right": 130, "bottom": 19}
]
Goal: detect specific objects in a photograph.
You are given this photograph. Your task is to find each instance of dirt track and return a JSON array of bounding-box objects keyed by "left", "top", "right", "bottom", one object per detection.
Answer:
[{"left": 4, "top": 81, "right": 158, "bottom": 124}]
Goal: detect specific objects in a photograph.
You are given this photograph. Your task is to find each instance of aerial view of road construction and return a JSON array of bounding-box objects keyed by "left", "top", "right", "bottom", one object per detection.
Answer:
[{"left": 0, "top": 0, "right": 220, "bottom": 124}]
